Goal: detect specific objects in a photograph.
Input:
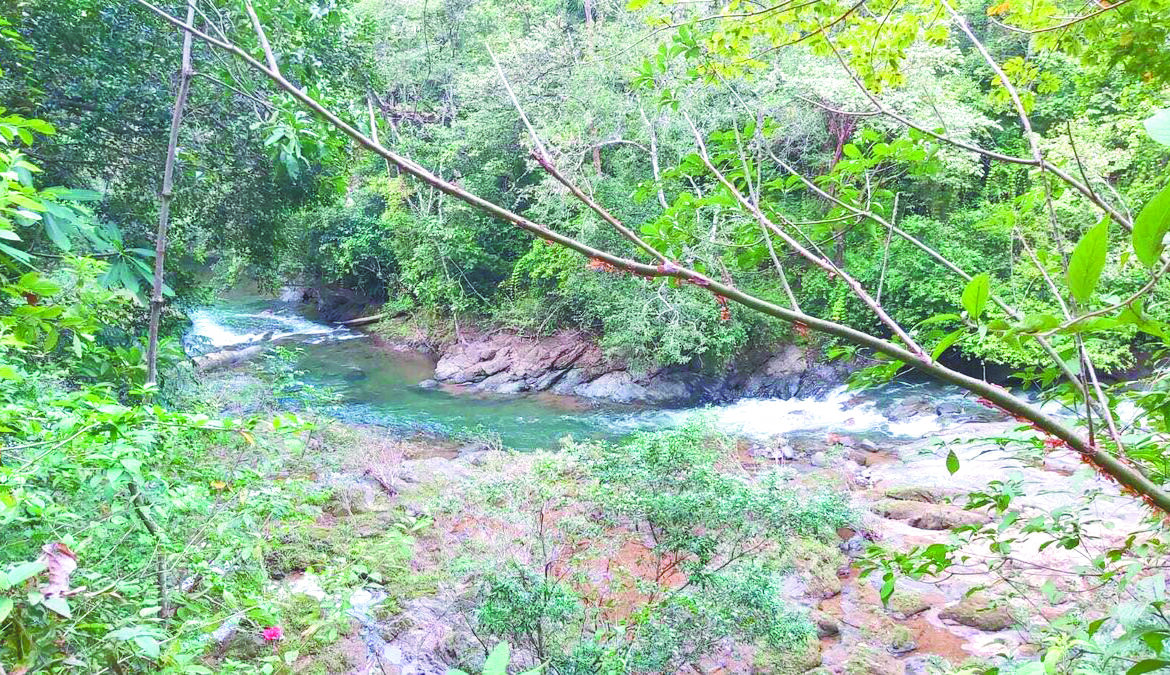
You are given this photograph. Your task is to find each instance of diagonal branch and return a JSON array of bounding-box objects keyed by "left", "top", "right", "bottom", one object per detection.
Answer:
[
  {"left": 131, "top": 0, "right": 1170, "bottom": 515},
  {"left": 489, "top": 45, "right": 667, "bottom": 264},
  {"left": 685, "top": 112, "right": 926, "bottom": 357}
]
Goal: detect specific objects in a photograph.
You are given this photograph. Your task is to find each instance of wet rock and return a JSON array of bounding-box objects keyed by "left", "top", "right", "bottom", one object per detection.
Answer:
[
  {"left": 935, "top": 401, "right": 964, "bottom": 417},
  {"left": 574, "top": 371, "right": 649, "bottom": 403},
  {"left": 869, "top": 499, "right": 991, "bottom": 530},
  {"left": 887, "top": 397, "right": 935, "bottom": 422},
  {"left": 939, "top": 593, "right": 1014, "bottom": 631},
  {"left": 343, "top": 367, "right": 367, "bottom": 382},
  {"left": 859, "top": 439, "right": 880, "bottom": 452},
  {"left": 417, "top": 378, "right": 440, "bottom": 389}
]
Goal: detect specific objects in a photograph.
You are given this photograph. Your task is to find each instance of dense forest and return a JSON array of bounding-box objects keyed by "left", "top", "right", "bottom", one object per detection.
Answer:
[{"left": 2, "top": 0, "right": 1170, "bottom": 672}]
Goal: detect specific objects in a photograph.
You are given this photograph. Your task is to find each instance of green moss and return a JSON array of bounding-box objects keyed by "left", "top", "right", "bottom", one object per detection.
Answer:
[
  {"left": 753, "top": 635, "right": 822, "bottom": 674},
  {"left": 785, "top": 537, "right": 846, "bottom": 598}
]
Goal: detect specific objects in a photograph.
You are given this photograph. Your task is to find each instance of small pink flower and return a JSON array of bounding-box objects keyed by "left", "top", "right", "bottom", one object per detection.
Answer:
[{"left": 262, "top": 626, "right": 283, "bottom": 642}]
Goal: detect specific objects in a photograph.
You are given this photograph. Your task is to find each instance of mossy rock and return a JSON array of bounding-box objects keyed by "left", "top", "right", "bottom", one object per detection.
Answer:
[
  {"left": 887, "top": 588, "right": 931, "bottom": 619},
  {"left": 939, "top": 593, "right": 1014, "bottom": 632},
  {"left": 883, "top": 485, "right": 966, "bottom": 504},
  {"left": 811, "top": 609, "right": 840, "bottom": 637},
  {"left": 844, "top": 644, "right": 902, "bottom": 675},
  {"left": 882, "top": 623, "right": 917, "bottom": 654},
  {"left": 869, "top": 499, "right": 990, "bottom": 530},
  {"left": 788, "top": 538, "right": 846, "bottom": 598},
  {"left": 754, "top": 635, "right": 822, "bottom": 674}
]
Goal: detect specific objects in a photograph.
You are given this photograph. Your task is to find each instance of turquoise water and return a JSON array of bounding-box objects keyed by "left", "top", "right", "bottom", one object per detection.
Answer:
[{"left": 187, "top": 298, "right": 994, "bottom": 449}]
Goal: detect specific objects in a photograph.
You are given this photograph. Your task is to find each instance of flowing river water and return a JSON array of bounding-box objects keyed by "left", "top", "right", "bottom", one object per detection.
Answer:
[{"left": 184, "top": 295, "right": 1026, "bottom": 450}]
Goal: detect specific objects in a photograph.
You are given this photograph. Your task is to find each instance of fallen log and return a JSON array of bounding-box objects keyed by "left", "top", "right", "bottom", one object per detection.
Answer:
[
  {"left": 192, "top": 330, "right": 334, "bottom": 372},
  {"left": 194, "top": 345, "right": 264, "bottom": 372},
  {"left": 338, "top": 313, "right": 384, "bottom": 327}
]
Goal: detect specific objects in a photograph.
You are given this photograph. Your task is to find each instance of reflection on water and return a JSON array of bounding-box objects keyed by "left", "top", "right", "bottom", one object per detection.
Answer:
[{"left": 186, "top": 298, "right": 995, "bottom": 449}]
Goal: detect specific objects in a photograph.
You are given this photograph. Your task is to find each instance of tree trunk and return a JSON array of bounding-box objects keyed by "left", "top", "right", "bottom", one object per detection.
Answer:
[{"left": 145, "top": 0, "right": 196, "bottom": 388}]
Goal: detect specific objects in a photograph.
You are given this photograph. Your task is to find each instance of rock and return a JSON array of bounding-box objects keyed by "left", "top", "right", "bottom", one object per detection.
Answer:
[
  {"left": 843, "top": 644, "right": 902, "bottom": 675},
  {"left": 882, "top": 622, "right": 917, "bottom": 654},
  {"left": 321, "top": 472, "right": 391, "bottom": 516},
  {"left": 887, "top": 397, "right": 935, "bottom": 422},
  {"left": 811, "top": 610, "right": 840, "bottom": 637},
  {"left": 859, "top": 439, "right": 880, "bottom": 452},
  {"left": 904, "top": 656, "right": 936, "bottom": 675},
  {"left": 573, "top": 371, "right": 648, "bottom": 403},
  {"left": 417, "top": 378, "right": 440, "bottom": 389},
  {"left": 883, "top": 485, "right": 966, "bottom": 504},
  {"left": 278, "top": 285, "right": 308, "bottom": 303},
  {"left": 753, "top": 635, "right": 821, "bottom": 673},
  {"left": 343, "top": 367, "right": 367, "bottom": 382},
  {"left": 840, "top": 533, "right": 869, "bottom": 556},
  {"left": 935, "top": 401, "right": 964, "bottom": 417},
  {"left": 939, "top": 593, "right": 1014, "bottom": 631},
  {"left": 869, "top": 499, "right": 991, "bottom": 530},
  {"left": 391, "top": 457, "right": 472, "bottom": 495},
  {"left": 810, "top": 451, "right": 829, "bottom": 467},
  {"left": 887, "top": 589, "right": 931, "bottom": 619}
]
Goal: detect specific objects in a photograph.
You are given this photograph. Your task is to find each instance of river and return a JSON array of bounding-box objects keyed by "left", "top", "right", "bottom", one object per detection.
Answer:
[{"left": 185, "top": 295, "right": 1025, "bottom": 449}]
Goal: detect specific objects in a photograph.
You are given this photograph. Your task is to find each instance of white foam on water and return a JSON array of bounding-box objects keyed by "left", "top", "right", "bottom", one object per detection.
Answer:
[
  {"left": 188, "top": 309, "right": 266, "bottom": 347},
  {"left": 188, "top": 307, "right": 363, "bottom": 349},
  {"left": 610, "top": 386, "right": 946, "bottom": 440},
  {"left": 886, "top": 415, "right": 943, "bottom": 438}
]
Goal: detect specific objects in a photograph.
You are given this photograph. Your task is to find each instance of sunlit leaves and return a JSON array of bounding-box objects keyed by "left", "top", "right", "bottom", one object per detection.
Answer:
[
  {"left": 1066, "top": 219, "right": 1109, "bottom": 303},
  {"left": 1132, "top": 182, "right": 1170, "bottom": 267},
  {"left": 1146, "top": 109, "right": 1170, "bottom": 146},
  {"left": 961, "top": 273, "right": 990, "bottom": 321}
]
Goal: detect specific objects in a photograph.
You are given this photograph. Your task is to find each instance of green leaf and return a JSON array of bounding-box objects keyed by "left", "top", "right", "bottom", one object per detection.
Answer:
[
  {"left": 842, "top": 143, "right": 861, "bottom": 159},
  {"left": 946, "top": 449, "right": 960, "bottom": 475},
  {"left": 879, "top": 571, "right": 895, "bottom": 605},
  {"left": 133, "top": 635, "right": 160, "bottom": 659},
  {"left": 1066, "top": 219, "right": 1108, "bottom": 303},
  {"left": 0, "top": 597, "right": 12, "bottom": 623},
  {"left": 483, "top": 642, "right": 510, "bottom": 675},
  {"left": 5, "top": 561, "right": 46, "bottom": 586},
  {"left": 931, "top": 329, "right": 964, "bottom": 360},
  {"left": 1133, "top": 182, "right": 1170, "bottom": 267},
  {"left": 962, "top": 273, "right": 991, "bottom": 320},
  {"left": 626, "top": 0, "right": 651, "bottom": 8},
  {"left": 42, "top": 595, "right": 71, "bottom": 618},
  {"left": 1126, "top": 659, "right": 1170, "bottom": 675},
  {"left": 1145, "top": 109, "right": 1170, "bottom": 146}
]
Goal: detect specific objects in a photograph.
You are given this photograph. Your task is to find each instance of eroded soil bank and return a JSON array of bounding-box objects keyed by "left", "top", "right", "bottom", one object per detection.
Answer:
[{"left": 199, "top": 363, "right": 1146, "bottom": 675}]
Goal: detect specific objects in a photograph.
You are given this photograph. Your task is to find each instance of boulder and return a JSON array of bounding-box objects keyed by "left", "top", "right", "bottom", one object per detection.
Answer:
[
  {"left": 887, "top": 589, "right": 931, "bottom": 619},
  {"left": 811, "top": 610, "right": 840, "bottom": 637},
  {"left": 843, "top": 644, "right": 902, "bottom": 675},
  {"left": 883, "top": 485, "right": 967, "bottom": 504},
  {"left": 869, "top": 499, "right": 990, "bottom": 530},
  {"left": 321, "top": 472, "right": 392, "bottom": 516},
  {"left": 939, "top": 593, "right": 1014, "bottom": 631}
]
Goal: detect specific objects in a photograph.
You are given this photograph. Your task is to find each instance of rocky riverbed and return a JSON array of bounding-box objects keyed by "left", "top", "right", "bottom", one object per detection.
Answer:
[{"left": 225, "top": 403, "right": 1145, "bottom": 675}]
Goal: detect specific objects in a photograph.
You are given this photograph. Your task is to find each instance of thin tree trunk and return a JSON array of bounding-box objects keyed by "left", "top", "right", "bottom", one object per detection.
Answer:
[{"left": 145, "top": 0, "right": 196, "bottom": 387}]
